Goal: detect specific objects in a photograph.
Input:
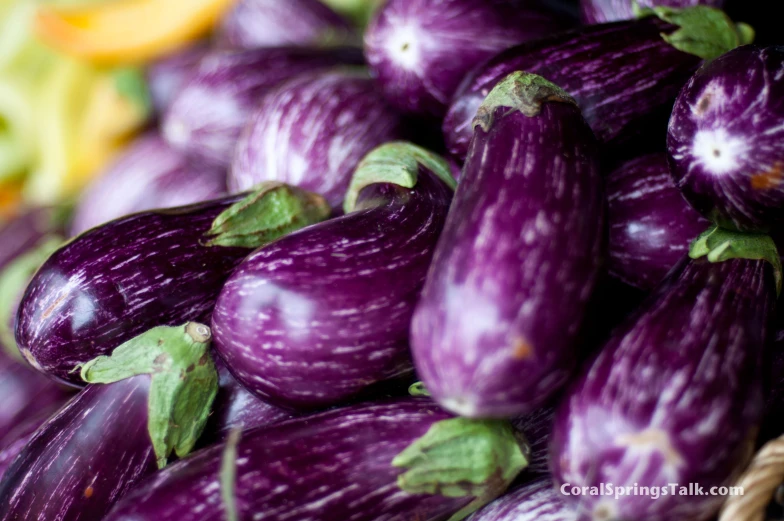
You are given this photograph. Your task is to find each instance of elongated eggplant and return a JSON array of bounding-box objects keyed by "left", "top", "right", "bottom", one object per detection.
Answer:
[
  {"left": 443, "top": 6, "right": 752, "bottom": 161},
  {"left": 608, "top": 153, "right": 709, "bottom": 289},
  {"left": 466, "top": 477, "right": 575, "bottom": 521},
  {"left": 550, "top": 230, "right": 777, "bottom": 521},
  {"left": 581, "top": 0, "right": 724, "bottom": 24},
  {"left": 0, "top": 406, "right": 54, "bottom": 479},
  {"left": 411, "top": 72, "right": 603, "bottom": 419},
  {"left": 230, "top": 69, "right": 405, "bottom": 209},
  {"left": 104, "top": 398, "right": 529, "bottom": 521},
  {"left": 668, "top": 45, "right": 784, "bottom": 232},
  {"left": 162, "top": 46, "right": 364, "bottom": 166},
  {"left": 363, "top": 0, "right": 571, "bottom": 117},
  {"left": 146, "top": 44, "right": 208, "bottom": 114},
  {"left": 214, "top": 142, "right": 455, "bottom": 410},
  {"left": 70, "top": 134, "right": 226, "bottom": 236},
  {"left": 16, "top": 185, "right": 330, "bottom": 385},
  {"left": 218, "top": 0, "right": 355, "bottom": 49}
]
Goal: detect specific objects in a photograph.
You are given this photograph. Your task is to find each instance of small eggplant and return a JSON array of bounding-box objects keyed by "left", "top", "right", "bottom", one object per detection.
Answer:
[
  {"left": 104, "top": 398, "right": 529, "bottom": 521},
  {"left": 70, "top": 133, "right": 226, "bottom": 236},
  {"left": 466, "top": 476, "right": 576, "bottom": 521},
  {"left": 443, "top": 6, "right": 752, "bottom": 161},
  {"left": 146, "top": 44, "right": 209, "bottom": 114},
  {"left": 581, "top": 0, "right": 725, "bottom": 24},
  {"left": 162, "top": 46, "right": 364, "bottom": 166},
  {"left": 214, "top": 142, "right": 455, "bottom": 410},
  {"left": 607, "top": 153, "right": 709, "bottom": 290},
  {"left": 363, "top": 0, "right": 571, "bottom": 117},
  {"left": 411, "top": 72, "right": 604, "bottom": 419},
  {"left": 550, "top": 229, "right": 778, "bottom": 521},
  {"left": 230, "top": 69, "right": 406, "bottom": 209},
  {"left": 668, "top": 45, "right": 784, "bottom": 232}
]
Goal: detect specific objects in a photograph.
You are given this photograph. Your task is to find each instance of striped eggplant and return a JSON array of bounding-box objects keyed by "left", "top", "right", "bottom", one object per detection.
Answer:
[
  {"left": 70, "top": 133, "right": 226, "bottom": 236},
  {"left": 146, "top": 44, "right": 208, "bottom": 114},
  {"left": 550, "top": 230, "right": 778, "bottom": 521},
  {"left": 230, "top": 69, "right": 405, "bottom": 209},
  {"left": 0, "top": 405, "right": 58, "bottom": 479},
  {"left": 363, "top": 0, "right": 571, "bottom": 117},
  {"left": 411, "top": 72, "right": 604, "bottom": 419},
  {"left": 104, "top": 398, "right": 529, "bottom": 521},
  {"left": 16, "top": 185, "right": 330, "bottom": 386},
  {"left": 162, "top": 46, "right": 364, "bottom": 166},
  {"left": 512, "top": 404, "right": 556, "bottom": 477},
  {"left": 668, "top": 45, "right": 784, "bottom": 232},
  {"left": 466, "top": 477, "right": 575, "bottom": 521},
  {"left": 443, "top": 6, "right": 752, "bottom": 161},
  {"left": 214, "top": 142, "right": 455, "bottom": 410},
  {"left": 581, "top": 0, "right": 725, "bottom": 24},
  {"left": 217, "top": 0, "right": 355, "bottom": 50},
  {"left": 608, "top": 153, "right": 709, "bottom": 289}
]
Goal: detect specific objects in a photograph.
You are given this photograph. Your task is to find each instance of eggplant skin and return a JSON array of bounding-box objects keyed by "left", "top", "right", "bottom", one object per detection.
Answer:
[
  {"left": 443, "top": 17, "right": 700, "bottom": 161},
  {"left": 104, "top": 398, "right": 468, "bottom": 521},
  {"left": 146, "top": 44, "right": 209, "bottom": 115},
  {"left": 230, "top": 69, "right": 405, "bottom": 209},
  {"left": 466, "top": 477, "right": 575, "bottom": 521},
  {"left": 0, "top": 376, "right": 157, "bottom": 521},
  {"left": 580, "top": 0, "right": 725, "bottom": 24},
  {"left": 213, "top": 170, "right": 453, "bottom": 410},
  {"left": 668, "top": 45, "right": 784, "bottom": 232},
  {"left": 412, "top": 96, "right": 604, "bottom": 419},
  {"left": 607, "top": 153, "right": 709, "bottom": 290},
  {"left": 512, "top": 405, "right": 556, "bottom": 478},
  {"left": 15, "top": 195, "right": 248, "bottom": 386},
  {"left": 551, "top": 257, "right": 775, "bottom": 521}
]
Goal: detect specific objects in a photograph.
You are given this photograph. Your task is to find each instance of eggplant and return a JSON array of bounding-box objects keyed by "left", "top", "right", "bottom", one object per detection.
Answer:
[
  {"left": 550, "top": 230, "right": 778, "bottom": 521},
  {"left": 512, "top": 405, "right": 556, "bottom": 477},
  {"left": 466, "top": 477, "right": 576, "bottom": 521},
  {"left": 146, "top": 44, "right": 209, "bottom": 114},
  {"left": 104, "top": 398, "right": 529, "bottom": 521},
  {"left": 607, "top": 153, "right": 709, "bottom": 290},
  {"left": 443, "top": 6, "right": 752, "bottom": 162},
  {"left": 16, "top": 185, "right": 331, "bottom": 386},
  {"left": 0, "top": 406, "right": 55, "bottom": 479},
  {"left": 363, "top": 0, "right": 571, "bottom": 118},
  {"left": 70, "top": 133, "right": 227, "bottom": 236},
  {"left": 230, "top": 69, "right": 406, "bottom": 209},
  {"left": 411, "top": 72, "right": 604, "bottom": 419},
  {"left": 581, "top": 0, "right": 725, "bottom": 24},
  {"left": 668, "top": 45, "right": 784, "bottom": 232},
  {"left": 214, "top": 142, "right": 455, "bottom": 410},
  {"left": 218, "top": 0, "right": 355, "bottom": 50},
  {"left": 162, "top": 46, "right": 364, "bottom": 166}
]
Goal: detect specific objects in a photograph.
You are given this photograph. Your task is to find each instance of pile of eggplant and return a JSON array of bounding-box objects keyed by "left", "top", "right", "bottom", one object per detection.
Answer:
[{"left": 1, "top": 0, "right": 783, "bottom": 520}]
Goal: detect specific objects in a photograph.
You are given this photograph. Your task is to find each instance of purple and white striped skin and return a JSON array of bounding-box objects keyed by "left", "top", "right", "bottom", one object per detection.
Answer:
[
  {"left": 363, "top": 0, "right": 572, "bottom": 118},
  {"left": 443, "top": 17, "right": 704, "bottom": 162},
  {"left": 466, "top": 477, "right": 576, "bottom": 521},
  {"left": 230, "top": 69, "right": 405, "bottom": 209},
  {"left": 0, "top": 376, "right": 157, "bottom": 521},
  {"left": 411, "top": 72, "right": 604, "bottom": 419},
  {"left": 146, "top": 44, "right": 208, "bottom": 114},
  {"left": 70, "top": 133, "right": 226, "bottom": 236},
  {"left": 0, "top": 397, "right": 65, "bottom": 479},
  {"left": 162, "top": 46, "right": 364, "bottom": 166},
  {"left": 217, "top": 0, "right": 355, "bottom": 50},
  {"left": 607, "top": 153, "right": 709, "bottom": 290},
  {"left": 550, "top": 257, "right": 775, "bottom": 521},
  {"left": 580, "top": 0, "right": 724, "bottom": 24},
  {"left": 15, "top": 195, "right": 250, "bottom": 386},
  {"left": 513, "top": 405, "right": 556, "bottom": 477},
  {"left": 214, "top": 161, "right": 453, "bottom": 410},
  {"left": 104, "top": 399, "right": 476, "bottom": 521},
  {"left": 668, "top": 45, "right": 784, "bottom": 232}
]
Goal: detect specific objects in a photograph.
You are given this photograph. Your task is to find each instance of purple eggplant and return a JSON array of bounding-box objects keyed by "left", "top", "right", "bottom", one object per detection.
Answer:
[
  {"left": 217, "top": 0, "right": 355, "bottom": 50},
  {"left": 0, "top": 405, "right": 56, "bottom": 479},
  {"left": 443, "top": 6, "right": 752, "bottom": 162},
  {"left": 230, "top": 69, "right": 406, "bottom": 209},
  {"left": 214, "top": 142, "right": 455, "bottom": 410},
  {"left": 411, "top": 72, "right": 604, "bottom": 419},
  {"left": 363, "top": 0, "right": 571, "bottom": 118},
  {"left": 608, "top": 153, "right": 709, "bottom": 290},
  {"left": 104, "top": 398, "right": 529, "bottom": 521},
  {"left": 581, "top": 0, "right": 725, "bottom": 24},
  {"left": 70, "top": 133, "right": 226, "bottom": 236},
  {"left": 550, "top": 231, "right": 777, "bottom": 521},
  {"left": 513, "top": 405, "right": 556, "bottom": 477},
  {"left": 466, "top": 477, "right": 576, "bottom": 521},
  {"left": 146, "top": 44, "right": 209, "bottom": 114},
  {"left": 668, "top": 45, "right": 784, "bottom": 232},
  {"left": 162, "top": 46, "right": 364, "bottom": 166},
  {"left": 16, "top": 185, "right": 330, "bottom": 386}
]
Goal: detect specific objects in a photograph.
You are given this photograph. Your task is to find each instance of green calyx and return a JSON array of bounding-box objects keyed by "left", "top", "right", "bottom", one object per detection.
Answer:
[
  {"left": 690, "top": 225, "right": 782, "bottom": 295},
  {"left": 408, "top": 382, "right": 430, "bottom": 397},
  {"left": 220, "top": 428, "right": 242, "bottom": 521},
  {"left": 473, "top": 71, "right": 576, "bottom": 133},
  {"left": 80, "top": 322, "right": 219, "bottom": 469},
  {"left": 0, "top": 235, "right": 63, "bottom": 360},
  {"left": 634, "top": 3, "right": 755, "bottom": 60},
  {"left": 393, "top": 418, "right": 529, "bottom": 521},
  {"left": 343, "top": 141, "right": 457, "bottom": 214},
  {"left": 205, "top": 182, "right": 331, "bottom": 249}
]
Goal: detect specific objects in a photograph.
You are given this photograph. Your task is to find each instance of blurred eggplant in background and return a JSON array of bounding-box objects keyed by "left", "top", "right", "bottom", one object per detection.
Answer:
[
  {"left": 146, "top": 44, "right": 209, "bottom": 115},
  {"left": 580, "top": 0, "right": 725, "bottom": 24}
]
